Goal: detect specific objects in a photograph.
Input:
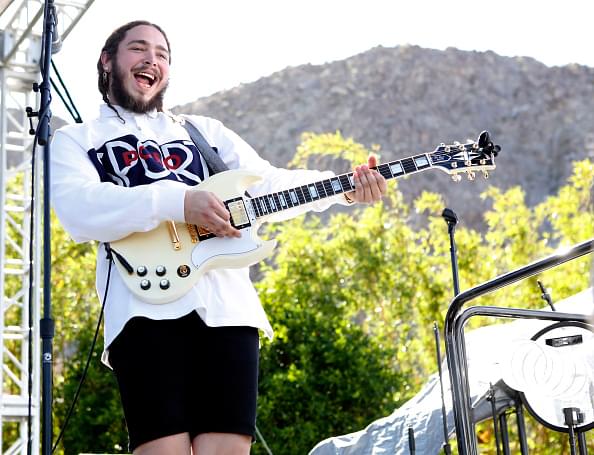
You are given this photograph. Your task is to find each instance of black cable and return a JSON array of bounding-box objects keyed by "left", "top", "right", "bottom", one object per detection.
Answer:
[
  {"left": 51, "top": 247, "right": 112, "bottom": 454},
  {"left": 51, "top": 59, "right": 83, "bottom": 123},
  {"left": 50, "top": 78, "right": 76, "bottom": 123},
  {"left": 255, "top": 425, "right": 274, "bottom": 455}
]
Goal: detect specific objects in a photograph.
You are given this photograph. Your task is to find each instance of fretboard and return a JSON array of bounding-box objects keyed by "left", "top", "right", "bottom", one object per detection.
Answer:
[{"left": 248, "top": 153, "right": 432, "bottom": 219}]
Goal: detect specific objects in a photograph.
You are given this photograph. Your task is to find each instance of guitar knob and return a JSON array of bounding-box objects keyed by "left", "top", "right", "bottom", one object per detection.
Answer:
[
  {"left": 155, "top": 265, "right": 167, "bottom": 276},
  {"left": 159, "top": 279, "right": 170, "bottom": 290},
  {"left": 140, "top": 279, "right": 151, "bottom": 290},
  {"left": 136, "top": 266, "right": 148, "bottom": 277}
]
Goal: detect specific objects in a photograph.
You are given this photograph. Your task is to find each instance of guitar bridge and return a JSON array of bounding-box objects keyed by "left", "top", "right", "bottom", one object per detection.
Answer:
[{"left": 187, "top": 224, "right": 199, "bottom": 243}]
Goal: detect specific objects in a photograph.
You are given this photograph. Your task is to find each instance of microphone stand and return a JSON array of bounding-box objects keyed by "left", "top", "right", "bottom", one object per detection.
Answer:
[
  {"left": 442, "top": 208, "right": 460, "bottom": 295},
  {"left": 36, "top": 1, "right": 58, "bottom": 454},
  {"left": 433, "top": 322, "right": 451, "bottom": 455},
  {"left": 436, "top": 207, "right": 460, "bottom": 455}
]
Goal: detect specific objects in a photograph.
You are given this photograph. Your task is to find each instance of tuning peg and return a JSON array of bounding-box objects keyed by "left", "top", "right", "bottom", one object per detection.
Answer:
[
  {"left": 478, "top": 131, "right": 490, "bottom": 148},
  {"left": 477, "top": 131, "right": 501, "bottom": 157},
  {"left": 451, "top": 173, "right": 462, "bottom": 182},
  {"left": 466, "top": 171, "right": 476, "bottom": 181},
  {"left": 482, "top": 171, "right": 489, "bottom": 179}
]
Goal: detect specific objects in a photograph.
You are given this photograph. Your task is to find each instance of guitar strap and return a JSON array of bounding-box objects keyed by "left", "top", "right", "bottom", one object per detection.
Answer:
[
  {"left": 181, "top": 116, "right": 252, "bottom": 198},
  {"left": 181, "top": 117, "right": 230, "bottom": 175}
]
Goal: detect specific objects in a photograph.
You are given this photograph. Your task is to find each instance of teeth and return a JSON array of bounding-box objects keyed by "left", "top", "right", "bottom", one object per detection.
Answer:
[{"left": 137, "top": 72, "right": 156, "bottom": 81}]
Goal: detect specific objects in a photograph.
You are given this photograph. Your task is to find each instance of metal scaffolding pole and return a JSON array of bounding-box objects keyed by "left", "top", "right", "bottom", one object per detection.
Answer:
[{"left": 0, "top": 1, "right": 93, "bottom": 453}]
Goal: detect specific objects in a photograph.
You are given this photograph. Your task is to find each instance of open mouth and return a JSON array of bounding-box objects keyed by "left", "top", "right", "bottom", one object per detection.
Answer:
[{"left": 134, "top": 71, "right": 157, "bottom": 88}]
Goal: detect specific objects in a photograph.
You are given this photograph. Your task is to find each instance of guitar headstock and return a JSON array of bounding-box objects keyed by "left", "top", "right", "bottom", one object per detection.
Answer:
[{"left": 429, "top": 131, "right": 501, "bottom": 181}]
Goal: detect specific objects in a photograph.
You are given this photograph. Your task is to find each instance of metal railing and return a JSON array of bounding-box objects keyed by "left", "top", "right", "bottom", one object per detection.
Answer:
[{"left": 444, "top": 238, "right": 593, "bottom": 454}]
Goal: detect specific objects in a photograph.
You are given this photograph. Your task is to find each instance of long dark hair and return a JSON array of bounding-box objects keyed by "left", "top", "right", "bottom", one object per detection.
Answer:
[{"left": 96, "top": 20, "right": 171, "bottom": 112}]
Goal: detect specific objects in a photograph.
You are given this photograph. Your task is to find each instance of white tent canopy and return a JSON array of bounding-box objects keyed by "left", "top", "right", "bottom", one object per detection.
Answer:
[{"left": 310, "top": 288, "right": 594, "bottom": 454}]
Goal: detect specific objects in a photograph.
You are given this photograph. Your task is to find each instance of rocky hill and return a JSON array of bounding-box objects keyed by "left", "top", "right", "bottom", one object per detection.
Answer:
[{"left": 174, "top": 45, "right": 594, "bottom": 229}]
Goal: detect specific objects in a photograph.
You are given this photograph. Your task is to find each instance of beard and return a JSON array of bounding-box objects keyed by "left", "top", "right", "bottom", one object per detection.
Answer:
[{"left": 109, "top": 57, "right": 168, "bottom": 114}]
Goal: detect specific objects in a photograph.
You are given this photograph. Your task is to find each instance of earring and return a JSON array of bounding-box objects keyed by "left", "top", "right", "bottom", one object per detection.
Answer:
[{"left": 102, "top": 71, "right": 108, "bottom": 83}]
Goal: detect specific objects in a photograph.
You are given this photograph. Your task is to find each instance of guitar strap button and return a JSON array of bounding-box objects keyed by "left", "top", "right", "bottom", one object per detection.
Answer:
[{"left": 177, "top": 265, "right": 191, "bottom": 278}]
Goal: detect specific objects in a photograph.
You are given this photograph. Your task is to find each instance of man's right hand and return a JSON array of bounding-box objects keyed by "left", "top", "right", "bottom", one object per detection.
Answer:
[{"left": 184, "top": 190, "right": 241, "bottom": 238}]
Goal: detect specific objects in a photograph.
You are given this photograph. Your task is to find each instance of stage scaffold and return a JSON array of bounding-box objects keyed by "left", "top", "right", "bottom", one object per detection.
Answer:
[{"left": 0, "top": 1, "right": 93, "bottom": 453}]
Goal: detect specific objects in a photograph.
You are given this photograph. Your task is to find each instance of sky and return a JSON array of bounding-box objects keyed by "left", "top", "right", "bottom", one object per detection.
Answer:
[{"left": 50, "top": 0, "right": 594, "bottom": 122}]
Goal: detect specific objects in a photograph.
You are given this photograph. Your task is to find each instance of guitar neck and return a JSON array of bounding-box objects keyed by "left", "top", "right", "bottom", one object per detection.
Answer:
[{"left": 248, "top": 153, "right": 432, "bottom": 219}]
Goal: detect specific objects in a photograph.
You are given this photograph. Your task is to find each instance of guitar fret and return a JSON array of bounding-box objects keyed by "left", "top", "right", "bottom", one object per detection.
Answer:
[
  {"left": 253, "top": 198, "right": 263, "bottom": 216},
  {"left": 272, "top": 193, "right": 283, "bottom": 211},
  {"left": 315, "top": 181, "right": 327, "bottom": 198},
  {"left": 278, "top": 192, "right": 288, "bottom": 208},
  {"left": 250, "top": 199, "right": 260, "bottom": 217},
  {"left": 300, "top": 185, "right": 313, "bottom": 203},
  {"left": 288, "top": 189, "right": 299, "bottom": 205},
  {"left": 262, "top": 196, "right": 272, "bottom": 214},
  {"left": 389, "top": 161, "right": 405, "bottom": 176},
  {"left": 293, "top": 188, "right": 305, "bottom": 205},
  {"left": 260, "top": 197, "right": 269, "bottom": 214},
  {"left": 295, "top": 186, "right": 306, "bottom": 204},
  {"left": 339, "top": 174, "right": 354, "bottom": 192},
  {"left": 330, "top": 177, "right": 342, "bottom": 194},
  {"left": 268, "top": 195, "right": 277, "bottom": 212},
  {"left": 281, "top": 190, "right": 291, "bottom": 208},
  {"left": 323, "top": 179, "right": 336, "bottom": 196},
  {"left": 258, "top": 198, "right": 266, "bottom": 216},
  {"left": 413, "top": 154, "right": 431, "bottom": 170},
  {"left": 401, "top": 157, "right": 417, "bottom": 174},
  {"left": 377, "top": 163, "right": 393, "bottom": 179}
]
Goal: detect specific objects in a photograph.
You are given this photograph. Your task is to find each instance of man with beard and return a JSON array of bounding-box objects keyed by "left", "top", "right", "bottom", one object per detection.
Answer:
[{"left": 51, "top": 21, "right": 387, "bottom": 455}]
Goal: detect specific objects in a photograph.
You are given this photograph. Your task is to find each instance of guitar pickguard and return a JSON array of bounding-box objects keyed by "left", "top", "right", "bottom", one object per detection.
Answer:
[{"left": 191, "top": 227, "right": 263, "bottom": 269}]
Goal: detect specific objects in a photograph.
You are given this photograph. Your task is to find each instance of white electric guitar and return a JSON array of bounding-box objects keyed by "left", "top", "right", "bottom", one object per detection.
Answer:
[{"left": 109, "top": 131, "right": 500, "bottom": 304}]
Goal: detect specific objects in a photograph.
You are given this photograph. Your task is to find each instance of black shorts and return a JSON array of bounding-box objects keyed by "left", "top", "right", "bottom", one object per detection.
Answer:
[{"left": 108, "top": 311, "right": 259, "bottom": 451}]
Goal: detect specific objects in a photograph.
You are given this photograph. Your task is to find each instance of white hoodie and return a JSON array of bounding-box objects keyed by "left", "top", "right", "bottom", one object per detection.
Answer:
[{"left": 50, "top": 104, "right": 348, "bottom": 359}]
